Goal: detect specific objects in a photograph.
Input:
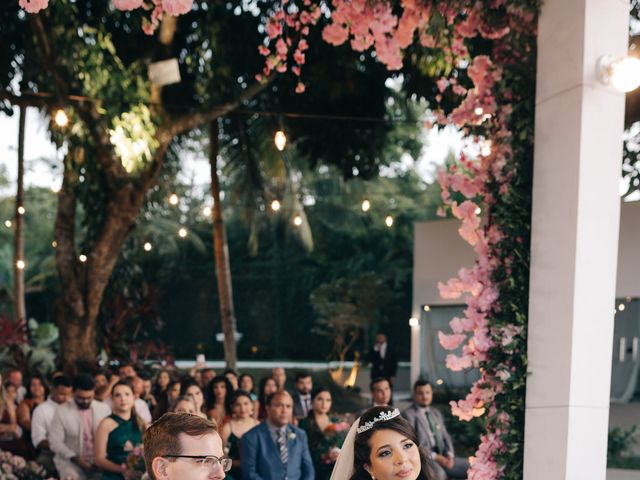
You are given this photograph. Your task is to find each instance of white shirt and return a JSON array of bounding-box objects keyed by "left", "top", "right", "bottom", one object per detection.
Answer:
[
  {"left": 103, "top": 397, "right": 151, "bottom": 425},
  {"left": 374, "top": 342, "right": 387, "bottom": 359},
  {"left": 31, "top": 397, "right": 62, "bottom": 448}
]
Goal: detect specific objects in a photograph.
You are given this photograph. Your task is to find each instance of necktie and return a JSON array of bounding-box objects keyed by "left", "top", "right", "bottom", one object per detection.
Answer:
[
  {"left": 276, "top": 429, "right": 288, "bottom": 465},
  {"left": 425, "top": 409, "right": 445, "bottom": 453}
]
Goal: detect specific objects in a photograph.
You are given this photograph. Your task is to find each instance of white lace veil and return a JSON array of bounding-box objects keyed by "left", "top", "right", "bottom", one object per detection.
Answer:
[{"left": 329, "top": 416, "right": 360, "bottom": 480}]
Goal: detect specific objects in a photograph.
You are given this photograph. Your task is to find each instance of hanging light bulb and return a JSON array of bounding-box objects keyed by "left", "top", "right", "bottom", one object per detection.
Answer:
[
  {"left": 17, "top": 206, "right": 25, "bottom": 215},
  {"left": 4, "top": 220, "right": 11, "bottom": 228},
  {"left": 202, "top": 206, "right": 212, "bottom": 217},
  {"left": 475, "top": 207, "right": 482, "bottom": 215},
  {"left": 52, "top": 240, "right": 58, "bottom": 248},
  {"left": 143, "top": 242, "right": 153, "bottom": 251},
  {"left": 271, "top": 200, "right": 281, "bottom": 212},
  {"left": 178, "top": 228, "right": 188, "bottom": 238},
  {"left": 79, "top": 254, "right": 87, "bottom": 263},
  {"left": 16, "top": 260, "right": 25, "bottom": 270},
  {"left": 474, "top": 107, "right": 484, "bottom": 116},
  {"left": 385, "top": 215, "right": 394, "bottom": 227},
  {"left": 274, "top": 130, "right": 287, "bottom": 151},
  {"left": 54, "top": 109, "right": 69, "bottom": 127},
  {"left": 293, "top": 215, "right": 302, "bottom": 226},
  {"left": 361, "top": 199, "right": 371, "bottom": 212},
  {"left": 169, "top": 193, "right": 179, "bottom": 205}
]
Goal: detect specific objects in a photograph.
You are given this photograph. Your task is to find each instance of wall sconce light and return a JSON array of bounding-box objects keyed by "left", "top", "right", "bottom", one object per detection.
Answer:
[{"left": 597, "top": 55, "right": 640, "bottom": 93}]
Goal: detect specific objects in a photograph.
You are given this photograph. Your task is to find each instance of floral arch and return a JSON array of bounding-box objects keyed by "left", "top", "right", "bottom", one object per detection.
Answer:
[{"left": 17, "top": 0, "right": 539, "bottom": 478}]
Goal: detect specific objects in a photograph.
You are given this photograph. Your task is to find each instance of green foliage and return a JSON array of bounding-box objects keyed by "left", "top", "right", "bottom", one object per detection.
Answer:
[
  {"left": 0, "top": 319, "right": 59, "bottom": 376},
  {"left": 608, "top": 426, "right": 639, "bottom": 468}
]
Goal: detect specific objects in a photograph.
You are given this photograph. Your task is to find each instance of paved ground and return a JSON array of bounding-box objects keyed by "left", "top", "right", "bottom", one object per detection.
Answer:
[{"left": 607, "top": 468, "right": 640, "bottom": 479}]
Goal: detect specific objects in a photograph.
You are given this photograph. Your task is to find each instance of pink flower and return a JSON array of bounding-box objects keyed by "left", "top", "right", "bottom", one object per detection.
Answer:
[
  {"left": 258, "top": 45, "right": 270, "bottom": 56},
  {"left": 439, "top": 332, "right": 467, "bottom": 350},
  {"left": 322, "top": 24, "right": 349, "bottom": 46},
  {"left": 295, "top": 82, "right": 306, "bottom": 93},
  {"left": 162, "top": 0, "right": 192, "bottom": 16},
  {"left": 445, "top": 353, "right": 473, "bottom": 371},
  {"left": 113, "top": 0, "right": 144, "bottom": 11},
  {"left": 275, "top": 38, "right": 288, "bottom": 56},
  {"left": 18, "top": 0, "right": 48, "bottom": 13}
]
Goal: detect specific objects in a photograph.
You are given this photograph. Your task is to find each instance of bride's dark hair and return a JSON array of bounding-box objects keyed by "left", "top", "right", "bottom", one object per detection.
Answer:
[{"left": 349, "top": 406, "right": 436, "bottom": 480}]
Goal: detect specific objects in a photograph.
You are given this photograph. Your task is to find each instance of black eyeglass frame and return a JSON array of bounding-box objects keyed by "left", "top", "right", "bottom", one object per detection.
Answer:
[{"left": 163, "top": 455, "right": 232, "bottom": 472}]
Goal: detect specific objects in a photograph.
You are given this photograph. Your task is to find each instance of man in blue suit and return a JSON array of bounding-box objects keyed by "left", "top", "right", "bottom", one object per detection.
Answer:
[{"left": 241, "top": 390, "right": 314, "bottom": 480}]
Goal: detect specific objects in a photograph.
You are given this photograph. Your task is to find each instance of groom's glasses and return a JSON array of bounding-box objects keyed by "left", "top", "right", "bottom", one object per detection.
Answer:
[{"left": 164, "top": 455, "right": 233, "bottom": 472}]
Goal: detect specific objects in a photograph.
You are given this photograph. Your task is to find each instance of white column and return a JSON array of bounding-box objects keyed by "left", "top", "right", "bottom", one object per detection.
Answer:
[
  {"left": 523, "top": 0, "right": 628, "bottom": 479},
  {"left": 410, "top": 319, "right": 420, "bottom": 386}
]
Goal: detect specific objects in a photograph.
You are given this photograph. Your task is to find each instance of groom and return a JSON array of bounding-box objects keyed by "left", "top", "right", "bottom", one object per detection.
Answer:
[{"left": 241, "top": 390, "right": 314, "bottom": 480}]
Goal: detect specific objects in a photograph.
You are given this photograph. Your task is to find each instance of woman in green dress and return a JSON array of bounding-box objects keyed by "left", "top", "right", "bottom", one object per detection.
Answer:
[
  {"left": 95, "top": 381, "right": 145, "bottom": 480},
  {"left": 220, "top": 390, "right": 259, "bottom": 480},
  {"left": 298, "top": 387, "right": 350, "bottom": 480}
]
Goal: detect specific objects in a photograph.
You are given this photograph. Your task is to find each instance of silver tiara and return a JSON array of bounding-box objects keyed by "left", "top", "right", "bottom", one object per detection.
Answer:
[{"left": 356, "top": 409, "right": 401, "bottom": 434}]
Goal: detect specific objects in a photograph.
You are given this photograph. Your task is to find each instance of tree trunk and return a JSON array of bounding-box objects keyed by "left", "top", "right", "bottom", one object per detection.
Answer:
[
  {"left": 53, "top": 148, "right": 152, "bottom": 373},
  {"left": 13, "top": 105, "right": 26, "bottom": 325},
  {"left": 209, "top": 120, "right": 238, "bottom": 369}
]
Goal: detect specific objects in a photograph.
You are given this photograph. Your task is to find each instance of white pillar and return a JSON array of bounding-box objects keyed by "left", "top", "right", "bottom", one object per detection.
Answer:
[
  {"left": 523, "top": 0, "right": 628, "bottom": 479},
  {"left": 410, "top": 319, "right": 420, "bottom": 386}
]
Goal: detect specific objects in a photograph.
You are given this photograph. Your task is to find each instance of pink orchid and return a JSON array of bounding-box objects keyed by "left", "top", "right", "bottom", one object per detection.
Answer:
[
  {"left": 162, "top": 0, "right": 192, "bottom": 16},
  {"left": 438, "top": 332, "right": 467, "bottom": 350},
  {"left": 18, "top": 0, "right": 49, "bottom": 13},
  {"left": 113, "top": 0, "right": 143, "bottom": 11}
]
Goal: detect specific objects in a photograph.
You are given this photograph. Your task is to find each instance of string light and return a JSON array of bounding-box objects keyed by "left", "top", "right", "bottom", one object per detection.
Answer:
[
  {"left": 409, "top": 317, "right": 419, "bottom": 327},
  {"left": 143, "top": 242, "right": 153, "bottom": 251},
  {"left": 274, "top": 130, "right": 287, "bottom": 151},
  {"left": 16, "top": 260, "right": 25, "bottom": 270},
  {"left": 54, "top": 109, "right": 69, "bottom": 127},
  {"left": 178, "top": 227, "right": 188, "bottom": 238},
  {"left": 598, "top": 55, "right": 640, "bottom": 92},
  {"left": 293, "top": 215, "right": 302, "bottom": 226},
  {"left": 271, "top": 200, "right": 281, "bottom": 212},
  {"left": 17, "top": 206, "right": 25, "bottom": 215},
  {"left": 619, "top": 303, "right": 626, "bottom": 312},
  {"left": 202, "top": 206, "right": 212, "bottom": 217},
  {"left": 52, "top": 240, "right": 57, "bottom": 248},
  {"left": 475, "top": 207, "right": 481, "bottom": 215},
  {"left": 51, "top": 184, "right": 61, "bottom": 193},
  {"left": 423, "top": 305, "right": 431, "bottom": 312},
  {"left": 385, "top": 215, "right": 394, "bottom": 227},
  {"left": 4, "top": 220, "right": 11, "bottom": 228},
  {"left": 79, "top": 254, "right": 87, "bottom": 262},
  {"left": 436, "top": 379, "right": 444, "bottom": 385},
  {"left": 169, "top": 193, "right": 179, "bottom": 205},
  {"left": 474, "top": 107, "right": 484, "bottom": 116},
  {"left": 361, "top": 199, "right": 371, "bottom": 212}
]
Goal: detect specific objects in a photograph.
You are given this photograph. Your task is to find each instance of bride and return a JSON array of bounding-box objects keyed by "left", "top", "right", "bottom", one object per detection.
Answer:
[{"left": 331, "top": 406, "right": 437, "bottom": 480}]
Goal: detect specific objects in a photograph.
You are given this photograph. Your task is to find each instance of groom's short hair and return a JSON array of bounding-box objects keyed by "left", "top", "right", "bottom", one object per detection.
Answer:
[{"left": 143, "top": 413, "right": 217, "bottom": 479}]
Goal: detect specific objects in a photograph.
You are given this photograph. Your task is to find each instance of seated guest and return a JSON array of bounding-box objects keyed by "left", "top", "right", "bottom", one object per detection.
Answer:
[
  {"left": 95, "top": 381, "right": 145, "bottom": 480},
  {"left": 256, "top": 377, "right": 278, "bottom": 421},
  {"left": 224, "top": 369, "right": 239, "bottom": 391},
  {"left": 0, "top": 380, "right": 29, "bottom": 457},
  {"left": 370, "top": 377, "right": 392, "bottom": 407},
  {"left": 180, "top": 379, "right": 207, "bottom": 419},
  {"left": 152, "top": 370, "right": 172, "bottom": 399},
  {"left": 170, "top": 395, "right": 198, "bottom": 415},
  {"left": 94, "top": 371, "right": 110, "bottom": 391},
  {"left": 5, "top": 368, "right": 26, "bottom": 403},
  {"left": 117, "top": 364, "right": 136, "bottom": 379},
  {"left": 271, "top": 367, "right": 286, "bottom": 391},
  {"left": 298, "top": 388, "right": 347, "bottom": 480},
  {"left": 153, "top": 380, "right": 181, "bottom": 421},
  {"left": 238, "top": 374, "right": 257, "bottom": 402},
  {"left": 143, "top": 412, "right": 230, "bottom": 480},
  {"left": 241, "top": 390, "right": 314, "bottom": 480},
  {"left": 402, "top": 379, "right": 469, "bottom": 480},
  {"left": 49, "top": 373, "right": 111, "bottom": 480},
  {"left": 205, "top": 377, "right": 232, "bottom": 426},
  {"left": 291, "top": 371, "right": 313, "bottom": 420},
  {"left": 199, "top": 368, "right": 216, "bottom": 392},
  {"left": 31, "top": 375, "right": 73, "bottom": 475},
  {"left": 17, "top": 374, "right": 48, "bottom": 454},
  {"left": 219, "top": 390, "right": 259, "bottom": 479},
  {"left": 139, "top": 372, "right": 157, "bottom": 411},
  {"left": 126, "top": 376, "right": 152, "bottom": 425}
]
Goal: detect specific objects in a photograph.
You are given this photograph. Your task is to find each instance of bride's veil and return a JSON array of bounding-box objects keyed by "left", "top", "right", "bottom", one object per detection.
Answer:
[{"left": 329, "top": 417, "right": 360, "bottom": 480}]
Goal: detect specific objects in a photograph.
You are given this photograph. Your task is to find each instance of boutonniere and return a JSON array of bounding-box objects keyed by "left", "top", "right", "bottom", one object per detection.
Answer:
[{"left": 287, "top": 431, "right": 297, "bottom": 441}]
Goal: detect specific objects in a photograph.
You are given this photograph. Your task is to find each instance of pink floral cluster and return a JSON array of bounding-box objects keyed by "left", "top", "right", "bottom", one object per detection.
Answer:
[
  {"left": 18, "top": 0, "right": 193, "bottom": 34},
  {"left": 256, "top": 0, "right": 322, "bottom": 93}
]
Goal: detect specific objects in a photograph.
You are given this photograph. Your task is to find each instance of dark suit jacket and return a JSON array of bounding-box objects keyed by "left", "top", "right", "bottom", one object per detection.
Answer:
[
  {"left": 401, "top": 403, "right": 455, "bottom": 457},
  {"left": 367, "top": 343, "right": 398, "bottom": 380},
  {"left": 241, "top": 422, "right": 314, "bottom": 480},
  {"left": 291, "top": 391, "right": 311, "bottom": 419}
]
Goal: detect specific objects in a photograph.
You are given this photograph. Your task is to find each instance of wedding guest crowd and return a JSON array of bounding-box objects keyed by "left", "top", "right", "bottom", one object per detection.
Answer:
[{"left": 0, "top": 362, "right": 469, "bottom": 480}]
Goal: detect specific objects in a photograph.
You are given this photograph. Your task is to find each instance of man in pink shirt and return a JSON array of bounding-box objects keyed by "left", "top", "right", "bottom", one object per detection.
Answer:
[{"left": 49, "top": 374, "right": 110, "bottom": 480}]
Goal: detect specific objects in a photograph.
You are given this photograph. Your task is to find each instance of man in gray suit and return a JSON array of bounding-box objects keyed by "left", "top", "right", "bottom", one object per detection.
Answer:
[{"left": 402, "top": 379, "right": 469, "bottom": 480}]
